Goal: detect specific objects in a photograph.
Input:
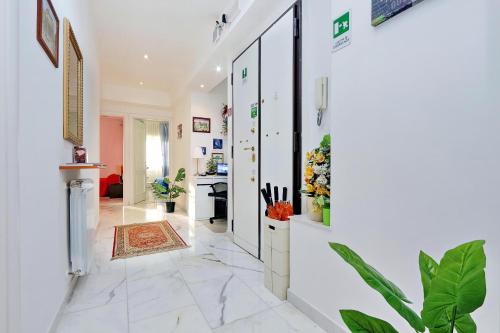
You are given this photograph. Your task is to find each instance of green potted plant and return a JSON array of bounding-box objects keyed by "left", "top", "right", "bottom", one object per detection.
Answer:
[
  {"left": 206, "top": 157, "right": 217, "bottom": 175},
  {"left": 152, "top": 168, "right": 186, "bottom": 213},
  {"left": 329, "top": 240, "right": 487, "bottom": 333}
]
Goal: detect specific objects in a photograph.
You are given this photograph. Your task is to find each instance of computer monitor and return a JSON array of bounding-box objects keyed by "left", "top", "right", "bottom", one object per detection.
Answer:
[{"left": 217, "top": 163, "right": 228, "bottom": 176}]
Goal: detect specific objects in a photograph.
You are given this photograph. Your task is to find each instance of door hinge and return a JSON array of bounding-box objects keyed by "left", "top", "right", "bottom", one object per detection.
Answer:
[
  {"left": 231, "top": 73, "right": 234, "bottom": 85},
  {"left": 231, "top": 219, "right": 234, "bottom": 232},
  {"left": 231, "top": 145, "right": 234, "bottom": 159},
  {"left": 293, "top": 17, "right": 300, "bottom": 38}
]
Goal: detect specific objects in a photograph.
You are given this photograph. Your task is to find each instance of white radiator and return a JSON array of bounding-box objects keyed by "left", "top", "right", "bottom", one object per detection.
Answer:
[{"left": 69, "top": 179, "right": 95, "bottom": 276}]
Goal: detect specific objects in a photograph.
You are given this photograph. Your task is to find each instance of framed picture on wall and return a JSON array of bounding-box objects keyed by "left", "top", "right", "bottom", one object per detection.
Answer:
[
  {"left": 213, "top": 138, "right": 223, "bottom": 149},
  {"left": 212, "top": 153, "right": 224, "bottom": 164},
  {"left": 201, "top": 147, "right": 207, "bottom": 156},
  {"left": 193, "top": 117, "right": 211, "bottom": 133},
  {"left": 73, "top": 146, "right": 87, "bottom": 163},
  {"left": 177, "top": 124, "right": 182, "bottom": 139},
  {"left": 372, "top": 0, "right": 426, "bottom": 26},
  {"left": 37, "top": 0, "right": 60, "bottom": 67}
]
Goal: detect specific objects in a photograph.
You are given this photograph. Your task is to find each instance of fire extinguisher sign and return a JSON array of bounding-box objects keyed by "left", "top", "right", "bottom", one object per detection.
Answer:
[{"left": 333, "top": 10, "right": 351, "bottom": 53}]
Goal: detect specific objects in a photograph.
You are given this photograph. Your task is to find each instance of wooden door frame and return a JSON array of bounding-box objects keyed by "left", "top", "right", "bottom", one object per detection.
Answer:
[{"left": 1, "top": 0, "right": 21, "bottom": 331}]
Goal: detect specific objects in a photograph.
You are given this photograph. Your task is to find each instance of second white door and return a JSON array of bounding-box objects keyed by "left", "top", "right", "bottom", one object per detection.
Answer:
[{"left": 233, "top": 41, "right": 260, "bottom": 258}]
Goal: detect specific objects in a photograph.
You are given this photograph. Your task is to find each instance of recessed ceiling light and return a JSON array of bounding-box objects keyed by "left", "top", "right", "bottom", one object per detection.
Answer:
[
  {"left": 216, "top": 65, "right": 222, "bottom": 72},
  {"left": 139, "top": 81, "right": 144, "bottom": 85},
  {"left": 143, "top": 54, "right": 149, "bottom": 60},
  {"left": 200, "top": 84, "right": 205, "bottom": 88}
]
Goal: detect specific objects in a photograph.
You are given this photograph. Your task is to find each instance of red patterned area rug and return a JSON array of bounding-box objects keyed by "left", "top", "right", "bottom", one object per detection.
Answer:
[{"left": 112, "top": 221, "right": 189, "bottom": 260}]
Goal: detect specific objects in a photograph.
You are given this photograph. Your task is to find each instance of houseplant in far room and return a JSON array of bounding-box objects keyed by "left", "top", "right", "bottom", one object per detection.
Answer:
[
  {"left": 301, "top": 134, "right": 331, "bottom": 224},
  {"left": 329, "top": 240, "right": 487, "bottom": 333},
  {"left": 206, "top": 157, "right": 217, "bottom": 175},
  {"left": 152, "top": 168, "right": 186, "bottom": 213}
]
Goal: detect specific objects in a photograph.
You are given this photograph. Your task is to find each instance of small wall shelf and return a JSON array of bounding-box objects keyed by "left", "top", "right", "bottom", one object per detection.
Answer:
[
  {"left": 59, "top": 163, "right": 106, "bottom": 170},
  {"left": 289, "top": 214, "right": 331, "bottom": 232}
]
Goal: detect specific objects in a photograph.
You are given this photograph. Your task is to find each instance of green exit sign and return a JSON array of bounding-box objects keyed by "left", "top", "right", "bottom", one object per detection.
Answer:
[
  {"left": 334, "top": 11, "right": 350, "bottom": 38},
  {"left": 332, "top": 10, "right": 352, "bottom": 52}
]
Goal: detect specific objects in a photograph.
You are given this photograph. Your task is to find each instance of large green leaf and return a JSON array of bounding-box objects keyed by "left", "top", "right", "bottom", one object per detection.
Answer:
[
  {"left": 330, "top": 243, "right": 425, "bottom": 332},
  {"left": 428, "top": 314, "right": 477, "bottom": 333},
  {"left": 419, "top": 251, "right": 477, "bottom": 333},
  {"left": 418, "top": 251, "right": 477, "bottom": 333},
  {"left": 175, "top": 168, "right": 186, "bottom": 182},
  {"left": 455, "top": 315, "right": 477, "bottom": 333},
  {"left": 419, "top": 251, "right": 439, "bottom": 298},
  {"left": 340, "top": 310, "right": 398, "bottom": 333},
  {"left": 422, "top": 240, "right": 486, "bottom": 331}
]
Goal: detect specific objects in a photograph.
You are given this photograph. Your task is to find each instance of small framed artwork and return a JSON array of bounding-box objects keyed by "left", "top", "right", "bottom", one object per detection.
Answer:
[
  {"left": 212, "top": 153, "right": 224, "bottom": 164},
  {"left": 372, "top": 0, "right": 426, "bottom": 26},
  {"left": 193, "top": 117, "right": 211, "bottom": 133},
  {"left": 201, "top": 147, "right": 207, "bottom": 156},
  {"left": 73, "top": 146, "right": 87, "bottom": 163},
  {"left": 177, "top": 124, "right": 182, "bottom": 139},
  {"left": 213, "top": 138, "right": 223, "bottom": 150},
  {"left": 37, "top": 0, "right": 60, "bottom": 67}
]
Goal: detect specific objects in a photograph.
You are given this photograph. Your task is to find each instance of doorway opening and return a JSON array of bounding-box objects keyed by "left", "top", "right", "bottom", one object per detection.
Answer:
[
  {"left": 133, "top": 118, "right": 170, "bottom": 204},
  {"left": 100, "top": 116, "right": 124, "bottom": 202}
]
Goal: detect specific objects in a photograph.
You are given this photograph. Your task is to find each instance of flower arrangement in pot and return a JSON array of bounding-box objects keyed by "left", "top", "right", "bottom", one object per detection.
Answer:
[
  {"left": 301, "top": 134, "right": 331, "bottom": 224},
  {"left": 152, "top": 168, "right": 186, "bottom": 213}
]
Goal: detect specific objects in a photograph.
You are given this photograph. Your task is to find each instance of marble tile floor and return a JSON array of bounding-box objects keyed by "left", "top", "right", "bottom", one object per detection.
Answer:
[{"left": 55, "top": 199, "right": 324, "bottom": 333}]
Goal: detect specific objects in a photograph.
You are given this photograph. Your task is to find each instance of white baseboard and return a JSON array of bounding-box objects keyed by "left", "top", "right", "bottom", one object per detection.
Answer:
[
  {"left": 48, "top": 274, "right": 79, "bottom": 333},
  {"left": 287, "top": 289, "right": 346, "bottom": 333}
]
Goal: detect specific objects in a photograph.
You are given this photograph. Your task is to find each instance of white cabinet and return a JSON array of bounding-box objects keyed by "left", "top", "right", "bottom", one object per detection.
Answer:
[
  {"left": 262, "top": 217, "right": 290, "bottom": 300},
  {"left": 195, "top": 184, "right": 214, "bottom": 220},
  {"left": 192, "top": 176, "right": 227, "bottom": 221}
]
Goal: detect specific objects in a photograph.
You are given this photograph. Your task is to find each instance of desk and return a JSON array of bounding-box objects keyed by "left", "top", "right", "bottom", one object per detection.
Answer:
[{"left": 192, "top": 176, "right": 228, "bottom": 220}]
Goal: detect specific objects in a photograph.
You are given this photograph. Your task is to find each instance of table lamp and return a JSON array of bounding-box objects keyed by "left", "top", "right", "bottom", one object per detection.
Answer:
[{"left": 193, "top": 146, "right": 205, "bottom": 176}]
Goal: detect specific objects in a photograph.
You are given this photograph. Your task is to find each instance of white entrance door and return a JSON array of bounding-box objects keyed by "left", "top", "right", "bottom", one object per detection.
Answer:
[
  {"left": 260, "top": 10, "right": 295, "bottom": 229},
  {"left": 133, "top": 119, "right": 146, "bottom": 204},
  {"left": 233, "top": 41, "right": 260, "bottom": 258}
]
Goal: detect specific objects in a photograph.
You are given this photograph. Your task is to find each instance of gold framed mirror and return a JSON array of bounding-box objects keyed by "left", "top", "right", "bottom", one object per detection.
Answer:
[{"left": 63, "top": 18, "right": 83, "bottom": 145}]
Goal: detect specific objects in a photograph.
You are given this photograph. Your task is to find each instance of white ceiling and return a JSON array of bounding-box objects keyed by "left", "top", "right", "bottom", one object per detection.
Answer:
[{"left": 91, "top": 0, "right": 234, "bottom": 95}]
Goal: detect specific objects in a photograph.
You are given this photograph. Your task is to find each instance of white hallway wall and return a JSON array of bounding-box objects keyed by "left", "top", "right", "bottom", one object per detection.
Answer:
[
  {"left": 1, "top": 0, "right": 21, "bottom": 331},
  {"left": 190, "top": 80, "right": 229, "bottom": 176},
  {"left": 292, "top": 0, "right": 499, "bottom": 332},
  {"left": 171, "top": 95, "right": 192, "bottom": 211},
  {"left": 17, "top": 0, "right": 101, "bottom": 332},
  {"left": 170, "top": 80, "right": 228, "bottom": 215}
]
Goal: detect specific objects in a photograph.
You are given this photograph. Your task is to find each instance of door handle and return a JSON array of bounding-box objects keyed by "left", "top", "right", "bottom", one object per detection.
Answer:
[
  {"left": 243, "top": 146, "right": 255, "bottom": 151},
  {"left": 250, "top": 176, "right": 256, "bottom": 182}
]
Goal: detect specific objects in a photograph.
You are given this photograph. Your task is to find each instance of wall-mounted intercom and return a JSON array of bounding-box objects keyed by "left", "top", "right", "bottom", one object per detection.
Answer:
[{"left": 315, "top": 77, "right": 328, "bottom": 126}]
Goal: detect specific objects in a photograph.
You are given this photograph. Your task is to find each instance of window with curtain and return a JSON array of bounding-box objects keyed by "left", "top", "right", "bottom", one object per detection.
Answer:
[{"left": 145, "top": 120, "right": 169, "bottom": 183}]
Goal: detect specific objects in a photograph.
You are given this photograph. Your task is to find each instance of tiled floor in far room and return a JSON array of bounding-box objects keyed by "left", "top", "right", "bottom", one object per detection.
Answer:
[{"left": 55, "top": 199, "right": 325, "bottom": 333}]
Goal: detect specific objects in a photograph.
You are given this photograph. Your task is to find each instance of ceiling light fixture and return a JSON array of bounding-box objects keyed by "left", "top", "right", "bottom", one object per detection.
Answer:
[
  {"left": 143, "top": 54, "right": 149, "bottom": 60},
  {"left": 216, "top": 65, "right": 222, "bottom": 72},
  {"left": 200, "top": 84, "right": 205, "bottom": 88},
  {"left": 139, "top": 81, "right": 144, "bottom": 85}
]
